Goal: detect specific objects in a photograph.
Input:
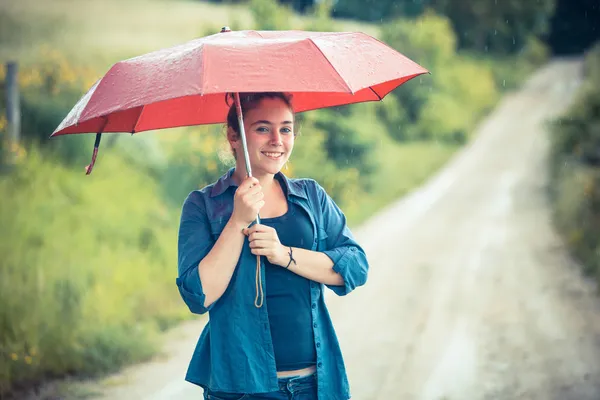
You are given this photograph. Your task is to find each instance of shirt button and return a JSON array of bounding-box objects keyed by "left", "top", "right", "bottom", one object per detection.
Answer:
[
  {"left": 318, "top": 362, "right": 323, "bottom": 368},
  {"left": 316, "top": 342, "right": 321, "bottom": 348},
  {"left": 313, "top": 323, "right": 317, "bottom": 328},
  {"left": 311, "top": 303, "right": 316, "bottom": 309}
]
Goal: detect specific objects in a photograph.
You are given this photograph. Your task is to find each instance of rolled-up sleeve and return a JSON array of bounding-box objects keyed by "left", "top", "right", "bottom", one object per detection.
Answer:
[
  {"left": 176, "top": 191, "right": 215, "bottom": 314},
  {"left": 316, "top": 183, "right": 369, "bottom": 296}
]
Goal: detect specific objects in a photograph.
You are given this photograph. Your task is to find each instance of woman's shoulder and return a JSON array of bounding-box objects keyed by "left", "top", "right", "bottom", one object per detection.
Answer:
[
  {"left": 283, "top": 175, "right": 330, "bottom": 205},
  {"left": 181, "top": 181, "right": 222, "bottom": 214},
  {"left": 183, "top": 170, "right": 234, "bottom": 206},
  {"left": 285, "top": 176, "right": 322, "bottom": 195}
]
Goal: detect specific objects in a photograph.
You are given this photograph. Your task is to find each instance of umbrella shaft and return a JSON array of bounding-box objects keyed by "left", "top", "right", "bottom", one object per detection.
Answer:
[{"left": 234, "top": 93, "right": 260, "bottom": 225}]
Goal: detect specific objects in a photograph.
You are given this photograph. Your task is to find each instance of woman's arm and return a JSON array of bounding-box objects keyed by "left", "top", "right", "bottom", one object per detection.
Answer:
[
  {"left": 243, "top": 224, "right": 343, "bottom": 285},
  {"left": 197, "top": 217, "right": 247, "bottom": 307},
  {"left": 177, "top": 177, "right": 264, "bottom": 312}
]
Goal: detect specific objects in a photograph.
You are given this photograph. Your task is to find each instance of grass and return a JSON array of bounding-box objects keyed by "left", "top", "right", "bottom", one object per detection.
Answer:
[{"left": 0, "top": 147, "right": 188, "bottom": 396}]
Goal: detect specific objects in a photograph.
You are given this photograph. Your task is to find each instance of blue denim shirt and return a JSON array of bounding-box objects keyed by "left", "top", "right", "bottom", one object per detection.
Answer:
[{"left": 176, "top": 168, "right": 369, "bottom": 400}]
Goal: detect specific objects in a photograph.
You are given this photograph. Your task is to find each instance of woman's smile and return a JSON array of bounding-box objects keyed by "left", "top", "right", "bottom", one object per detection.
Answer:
[{"left": 261, "top": 151, "right": 285, "bottom": 160}]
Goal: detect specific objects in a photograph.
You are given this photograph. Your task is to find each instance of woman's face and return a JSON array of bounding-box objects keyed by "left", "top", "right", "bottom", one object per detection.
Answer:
[{"left": 230, "top": 97, "right": 295, "bottom": 176}]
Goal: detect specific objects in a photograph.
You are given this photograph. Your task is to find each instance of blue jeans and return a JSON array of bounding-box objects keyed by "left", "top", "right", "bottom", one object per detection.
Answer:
[{"left": 204, "top": 373, "right": 317, "bottom": 400}]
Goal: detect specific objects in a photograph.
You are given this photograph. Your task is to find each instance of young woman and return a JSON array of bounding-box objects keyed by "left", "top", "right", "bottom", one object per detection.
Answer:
[{"left": 176, "top": 92, "right": 369, "bottom": 400}]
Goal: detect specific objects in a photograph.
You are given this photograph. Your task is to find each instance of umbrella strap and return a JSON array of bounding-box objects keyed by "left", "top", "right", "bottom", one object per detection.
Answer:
[
  {"left": 254, "top": 255, "right": 263, "bottom": 308},
  {"left": 85, "top": 133, "right": 103, "bottom": 175},
  {"left": 86, "top": 118, "right": 108, "bottom": 175}
]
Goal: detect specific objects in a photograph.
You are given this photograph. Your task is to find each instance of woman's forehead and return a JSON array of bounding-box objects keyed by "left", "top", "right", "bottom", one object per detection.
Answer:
[{"left": 246, "top": 98, "right": 294, "bottom": 121}]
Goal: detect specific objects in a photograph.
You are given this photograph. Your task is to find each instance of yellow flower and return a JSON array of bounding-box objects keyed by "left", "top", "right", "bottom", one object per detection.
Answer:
[
  {"left": 10, "top": 353, "right": 18, "bottom": 361},
  {"left": 24, "top": 356, "right": 33, "bottom": 365}
]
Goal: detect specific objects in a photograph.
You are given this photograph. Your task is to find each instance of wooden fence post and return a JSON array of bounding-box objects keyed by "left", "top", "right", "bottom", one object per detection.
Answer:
[{"left": 3, "top": 61, "right": 21, "bottom": 170}]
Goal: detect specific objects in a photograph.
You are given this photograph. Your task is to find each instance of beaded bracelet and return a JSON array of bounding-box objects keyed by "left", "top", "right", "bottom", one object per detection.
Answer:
[{"left": 285, "top": 246, "right": 297, "bottom": 269}]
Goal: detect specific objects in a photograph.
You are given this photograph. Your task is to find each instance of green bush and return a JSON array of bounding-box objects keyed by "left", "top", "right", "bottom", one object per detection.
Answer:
[
  {"left": 583, "top": 42, "right": 600, "bottom": 84},
  {"left": 551, "top": 163, "right": 600, "bottom": 280},
  {"left": 158, "top": 124, "right": 229, "bottom": 208},
  {"left": 548, "top": 40, "right": 600, "bottom": 287},
  {"left": 312, "top": 109, "right": 377, "bottom": 186},
  {"left": 249, "top": 0, "right": 294, "bottom": 30},
  {"left": 0, "top": 148, "right": 185, "bottom": 395},
  {"left": 380, "top": 11, "right": 498, "bottom": 143}
]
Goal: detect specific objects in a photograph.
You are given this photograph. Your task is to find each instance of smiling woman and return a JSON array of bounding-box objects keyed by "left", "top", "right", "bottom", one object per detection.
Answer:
[{"left": 175, "top": 92, "right": 370, "bottom": 399}]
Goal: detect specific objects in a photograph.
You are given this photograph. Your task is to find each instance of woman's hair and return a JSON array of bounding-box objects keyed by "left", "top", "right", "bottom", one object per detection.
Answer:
[{"left": 225, "top": 92, "right": 294, "bottom": 135}]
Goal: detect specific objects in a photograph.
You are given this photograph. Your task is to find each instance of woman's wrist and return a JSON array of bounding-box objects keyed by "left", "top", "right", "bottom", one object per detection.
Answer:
[
  {"left": 277, "top": 245, "right": 296, "bottom": 269},
  {"left": 227, "top": 216, "right": 248, "bottom": 235}
]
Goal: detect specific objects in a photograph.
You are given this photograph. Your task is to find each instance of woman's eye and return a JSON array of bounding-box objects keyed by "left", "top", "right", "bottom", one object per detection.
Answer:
[
  {"left": 281, "top": 127, "right": 292, "bottom": 134},
  {"left": 256, "top": 127, "right": 269, "bottom": 133}
]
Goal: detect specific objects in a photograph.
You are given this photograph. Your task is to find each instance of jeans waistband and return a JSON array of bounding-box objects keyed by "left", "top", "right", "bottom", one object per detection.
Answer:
[{"left": 277, "top": 372, "right": 316, "bottom": 393}]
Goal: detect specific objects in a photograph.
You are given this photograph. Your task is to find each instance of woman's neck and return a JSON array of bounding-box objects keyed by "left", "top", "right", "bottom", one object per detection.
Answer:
[{"left": 232, "top": 166, "right": 277, "bottom": 192}]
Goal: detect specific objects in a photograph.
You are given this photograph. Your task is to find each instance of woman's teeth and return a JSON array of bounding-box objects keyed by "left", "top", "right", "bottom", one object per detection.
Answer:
[{"left": 262, "top": 152, "right": 283, "bottom": 159}]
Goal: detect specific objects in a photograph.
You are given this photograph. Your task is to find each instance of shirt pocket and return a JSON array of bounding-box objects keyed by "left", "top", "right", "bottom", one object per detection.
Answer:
[
  {"left": 316, "top": 226, "right": 329, "bottom": 252},
  {"left": 210, "top": 220, "right": 228, "bottom": 242}
]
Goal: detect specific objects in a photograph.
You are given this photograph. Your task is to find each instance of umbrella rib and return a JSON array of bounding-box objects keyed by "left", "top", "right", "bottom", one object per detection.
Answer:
[
  {"left": 132, "top": 105, "right": 146, "bottom": 133},
  {"left": 307, "top": 38, "right": 353, "bottom": 94},
  {"left": 369, "top": 87, "right": 382, "bottom": 101}
]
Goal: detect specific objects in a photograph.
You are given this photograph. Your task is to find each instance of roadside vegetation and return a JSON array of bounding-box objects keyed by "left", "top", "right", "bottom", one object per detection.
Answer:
[{"left": 548, "top": 41, "right": 600, "bottom": 289}]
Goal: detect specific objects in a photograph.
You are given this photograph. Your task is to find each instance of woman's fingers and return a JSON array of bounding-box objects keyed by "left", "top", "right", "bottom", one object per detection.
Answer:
[{"left": 248, "top": 239, "right": 270, "bottom": 248}]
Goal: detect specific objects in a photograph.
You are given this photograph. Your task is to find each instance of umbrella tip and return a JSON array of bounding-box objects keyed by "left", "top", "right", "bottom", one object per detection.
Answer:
[{"left": 220, "top": 26, "right": 231, "bottom": 33}]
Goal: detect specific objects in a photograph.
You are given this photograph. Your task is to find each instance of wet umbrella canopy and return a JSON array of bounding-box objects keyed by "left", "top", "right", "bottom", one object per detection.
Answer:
[{"left": 52, "top": 27, "right": 428, "bottom": 306}]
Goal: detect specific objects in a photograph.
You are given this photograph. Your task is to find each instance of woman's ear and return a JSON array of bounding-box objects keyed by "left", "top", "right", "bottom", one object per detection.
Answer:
[{"left": 227, "top": 126, "right": 240, "bottom": 148}]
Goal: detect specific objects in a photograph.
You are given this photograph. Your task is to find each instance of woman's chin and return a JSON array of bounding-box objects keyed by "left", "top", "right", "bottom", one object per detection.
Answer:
[
  {"left": 251, "top": 163, "right": 283, "bottom": 176},
  {"left": 258, "top": 159, "right": 286, "bottom": 174}
]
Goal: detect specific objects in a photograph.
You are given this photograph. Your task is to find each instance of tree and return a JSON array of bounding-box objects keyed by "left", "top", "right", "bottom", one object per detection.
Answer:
[
  {"left": 332, "top": 0, "right": 430, "bottom": 21},
  {"left": 432, "top": 0, "right": 556, "bottom": 54},
  {"left": 548, "top": 0, "right": 600, "bottom": 55}
]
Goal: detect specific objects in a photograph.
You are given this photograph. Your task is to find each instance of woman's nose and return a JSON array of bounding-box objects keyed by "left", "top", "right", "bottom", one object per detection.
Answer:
[{"left": 270, "top": 131, "right": 282, "bottom": 145}]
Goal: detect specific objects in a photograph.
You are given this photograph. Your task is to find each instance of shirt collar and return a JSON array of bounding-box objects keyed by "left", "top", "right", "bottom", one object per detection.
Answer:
[{"left": 210, "top": 168, "right": 307, "bottom": 200}]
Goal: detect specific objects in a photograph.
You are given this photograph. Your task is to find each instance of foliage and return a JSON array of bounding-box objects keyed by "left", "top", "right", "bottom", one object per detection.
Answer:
[
  {"left": 249, "top": 0, "right": 295, "bottom": 30},
  {"left": 548, "top": 41, "right": 600, "bottom": 287},
  {"left": 331, "top": 0, "right": 556, "bottom": 55},
  {"left": 158, "top": 125, "right": 229, "bottom": 208},
  {"left": 311, "top": 109, "right": 377, "bottom": 186},
  {"left": 331, "top": 0, "right": 430, "bottom": 21},
  {"left": 0, "top": 48, "right": 101, "bottom": 168},
  {"left": 379, "top": 12, "right": 498, "bottom": 143},
  {"left": 434, "top": 0, "right": 556, "bottom": 54},
  {"left": 0, "top": 148, "right": 185, "bottom": 396},
  {"left": 548, "top": 0, "right": 600, "bottom": 55}
]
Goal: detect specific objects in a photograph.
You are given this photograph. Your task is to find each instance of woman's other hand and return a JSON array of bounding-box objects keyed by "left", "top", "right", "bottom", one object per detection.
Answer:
[{"left": 243, "top": 224, "right": 288, "bottom": 266}]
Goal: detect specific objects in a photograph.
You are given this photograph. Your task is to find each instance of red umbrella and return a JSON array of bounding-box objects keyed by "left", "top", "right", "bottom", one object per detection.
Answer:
[
  {"left": 51, "top": 28, "right": 428, "bottom": 175},
  {"left": 53, "top": 27, "right": 428, "bottom": 308}
]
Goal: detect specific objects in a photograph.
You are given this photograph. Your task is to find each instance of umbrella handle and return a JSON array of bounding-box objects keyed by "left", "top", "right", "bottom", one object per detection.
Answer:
[{"left": 234, "top": 93, "right": 264, "bottom": 308}]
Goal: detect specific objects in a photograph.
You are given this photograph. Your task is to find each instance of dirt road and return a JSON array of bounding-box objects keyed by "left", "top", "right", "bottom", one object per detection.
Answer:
[{"left": 76, "top": 58, "right": 600, "bottom": 400}]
